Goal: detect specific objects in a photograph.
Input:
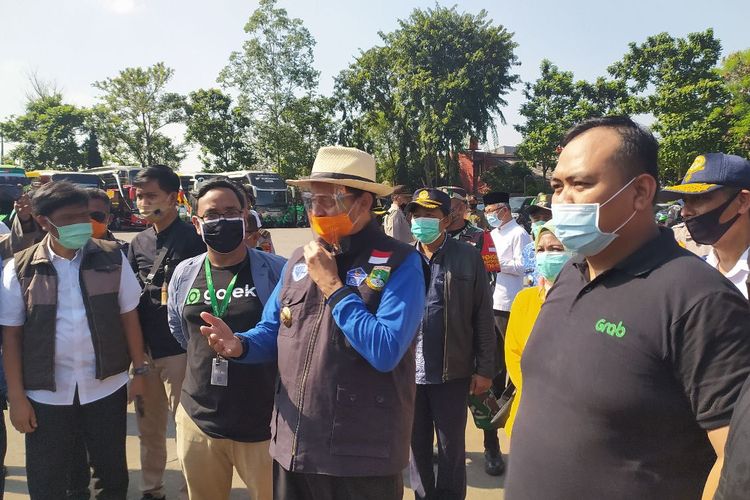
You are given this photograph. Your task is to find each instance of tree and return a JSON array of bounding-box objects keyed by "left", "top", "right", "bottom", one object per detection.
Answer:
[
  {"left": 515, "top": 61, "right": 627, "bottom": 181},
  {"left": 93, "top": 62, "right": 185, "bottom": 167},
  {"left": 184, "top": 88, "right": 255, "bottom": 172},
  {"left": 3, "top": 93, "right": 88, "bottom": 170},
  {"left": 336, "top": 46, "right": 421, "bottom": 186},
  {"left": 219, "top": 0, "right": 322, "bottom": 178},
  {"left": 335, "top": 5, "right": 519, "bottom": 187},
  {"left": 721, "top": 49, "right": 750, "bottom": 157},
  {"left": 609, "top": 30, "right": 732, "bottom": 182},
  {"left": 83, "top": 130, "right": 103, "bottom": 168}
]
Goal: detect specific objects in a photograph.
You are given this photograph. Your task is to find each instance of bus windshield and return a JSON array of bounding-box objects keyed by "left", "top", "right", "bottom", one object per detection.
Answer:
[
  {"left": 249, "top": 173, "right": 286, "bottom": 190},
  {"left": 255, "top": 189, "right": 287, "bottom": 207}
]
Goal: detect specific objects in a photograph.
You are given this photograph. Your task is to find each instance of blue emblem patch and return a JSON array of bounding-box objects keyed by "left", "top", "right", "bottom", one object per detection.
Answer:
[
  {"left": 292, "top": 263, "right": 308, "bottom": 282},
  {"left": 346, "top": 267, "right": 368, "bottom": 287}
]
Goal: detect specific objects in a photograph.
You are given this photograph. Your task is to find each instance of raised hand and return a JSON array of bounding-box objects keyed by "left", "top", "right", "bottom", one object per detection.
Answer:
[{"left": 199, "top": 311, "right": 244, "bottom": 358}]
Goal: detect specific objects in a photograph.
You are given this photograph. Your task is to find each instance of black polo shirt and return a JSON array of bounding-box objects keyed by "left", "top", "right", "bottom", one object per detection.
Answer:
[
  {"left": 128, "top": 217, "right": 206, "bottom": 359},
  {"left": 505, "top": 228, "right": 750, "bottom": 500}
]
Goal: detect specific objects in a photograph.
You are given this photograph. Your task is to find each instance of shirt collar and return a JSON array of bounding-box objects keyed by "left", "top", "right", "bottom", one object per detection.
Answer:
[
  {"left": 46, "top": 239, "right": 83, "bottom": 263},
  {"left": 572, "top": 227, "right": 678, "bottom": 280},
  {"left": 706, "top": 246, "right": 750, "bottom": 278}
]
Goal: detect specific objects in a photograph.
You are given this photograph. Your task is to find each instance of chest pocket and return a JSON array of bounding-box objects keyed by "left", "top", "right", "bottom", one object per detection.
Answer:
[{"left": 278, "top": 285, "right": 308, "bottom": 338}]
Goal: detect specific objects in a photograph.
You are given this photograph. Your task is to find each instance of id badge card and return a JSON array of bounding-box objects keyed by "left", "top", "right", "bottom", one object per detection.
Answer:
[{"left": 211, "top": 357, "right": 229, "bottom": 386}]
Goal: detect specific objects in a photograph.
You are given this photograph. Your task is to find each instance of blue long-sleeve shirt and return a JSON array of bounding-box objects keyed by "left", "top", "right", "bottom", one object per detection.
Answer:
[{"left": 234, "top": 251, "right": 426, "bottom": 372}]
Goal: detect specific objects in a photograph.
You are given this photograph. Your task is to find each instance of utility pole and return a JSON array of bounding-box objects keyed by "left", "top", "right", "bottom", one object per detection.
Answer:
[{"left": 1, "top": 129, "right": 4, "bottom": 164}]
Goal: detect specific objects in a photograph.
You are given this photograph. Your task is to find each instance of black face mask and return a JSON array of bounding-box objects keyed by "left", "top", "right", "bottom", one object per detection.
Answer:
[
  {"left": 685, "top": 192, "right": 740, "bottom": 245},
  {"left": 201, "top": 218, "right": 246, "bottom": 254}
]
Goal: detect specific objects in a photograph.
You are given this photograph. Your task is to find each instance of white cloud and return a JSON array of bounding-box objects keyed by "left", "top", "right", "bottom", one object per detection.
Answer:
[{"left": 99, "top": 0, "right": 143, "bottom": 15}]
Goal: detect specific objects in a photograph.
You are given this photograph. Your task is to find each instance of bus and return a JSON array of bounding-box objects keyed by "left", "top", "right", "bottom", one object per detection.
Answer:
[
  {"left": 26, "top": 170, "right": 105, "bottom": 189},
  {"left": 85, "top": 166, "right": 146, "bottom": 229},
  {"left": 225, "top": 170, "right": 293, "bottom": 227},
  {"left": 0, "top": 166, "right": 30, "bottom": 221}
]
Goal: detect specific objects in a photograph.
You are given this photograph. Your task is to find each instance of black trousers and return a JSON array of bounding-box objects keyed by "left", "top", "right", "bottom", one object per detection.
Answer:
[
  {"left": 274, "top": 461, "right": 403, "bottom": 500},
  {"left": 66, "top": 427, "right": 92, "bottom": 500},
  {"left": 484, "top": 310, "right": 511, "bottom": 454},
  {"left": 409, "top": 378, "right": 470, "bottom": 500},
  {"left": 26, "top": 386, "right": 128, "bottom": 500}
]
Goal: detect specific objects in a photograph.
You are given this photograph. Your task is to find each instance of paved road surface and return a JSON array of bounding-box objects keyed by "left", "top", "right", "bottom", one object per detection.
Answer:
[{"left": 3, "top": 228, "right": 507, "bottom": 499}]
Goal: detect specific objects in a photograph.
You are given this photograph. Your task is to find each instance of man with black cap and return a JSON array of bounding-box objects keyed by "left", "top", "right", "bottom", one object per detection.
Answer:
[
  {"left": 406, "top": 188, "right": 496, "bottom": 500},
  {"left": 661, "top": 153, "right": 750, "bottom": 298},
  {"left": 439, "top": 186, "right": 486, "bottom": 247},
  {"left": 383, "top": 184, "right": 413, "bottom": 243},
  {"left": 199, "top": 146, "right": 427, "bottom": 500},
  {"left": 481, "top": 191, "right": 531, "bottom": 476}
]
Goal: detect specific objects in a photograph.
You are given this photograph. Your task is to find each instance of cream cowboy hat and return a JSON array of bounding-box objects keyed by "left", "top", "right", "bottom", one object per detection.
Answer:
[{"left": 286, "top": 146, "right": 393, "bottom": 197}]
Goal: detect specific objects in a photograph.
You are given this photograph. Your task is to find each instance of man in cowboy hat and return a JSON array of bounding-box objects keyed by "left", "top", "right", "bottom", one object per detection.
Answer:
[{"left": 199, "top": 146, "right": 427, "bottom": 500}]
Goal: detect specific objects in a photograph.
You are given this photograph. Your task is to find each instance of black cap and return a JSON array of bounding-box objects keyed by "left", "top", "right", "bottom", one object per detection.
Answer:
[
  {"left": 484, "top": 192, "right": 509, "bottom": 205},
  {"left": 407, "top": 188, "right": 451, "bottom": 216},
  {"left": 392, "top": 185, "right": 412, "bottom": 196}
]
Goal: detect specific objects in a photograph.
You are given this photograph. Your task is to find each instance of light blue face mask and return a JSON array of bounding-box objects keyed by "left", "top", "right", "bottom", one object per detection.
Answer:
[
  {"left": 535, "top": 251, "right": 572, "bottom": 282},
  {"left": 486, "top": 213, "right": 502, "bottom": 228},
  {"left": 551, "top": 178, "right": 637, "bottom": 257}
]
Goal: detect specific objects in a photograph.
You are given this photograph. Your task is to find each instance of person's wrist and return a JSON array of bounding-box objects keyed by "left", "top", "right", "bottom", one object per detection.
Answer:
[
  {"left": 131, "top": 364, "right": 150, "bottom": 376},
  {"left": 323, "top": 279, "right": 344, "bottom": 299}
]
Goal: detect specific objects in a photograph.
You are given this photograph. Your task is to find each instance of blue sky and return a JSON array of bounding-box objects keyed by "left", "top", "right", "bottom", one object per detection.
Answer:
[{"left": 1, "top": 0, "right": 747, "bottom": 171}]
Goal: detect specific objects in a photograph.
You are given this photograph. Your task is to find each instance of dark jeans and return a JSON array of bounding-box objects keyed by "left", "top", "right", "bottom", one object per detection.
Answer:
[
  {"left": 274, "top": 462, "right": 403, "bottom": 500},
  {"left": 484, "top": 310, "right": 511, "bottom": 454},
  {"left": 26, "top": 386, "right": 128, "bottom": 500},
  {"left": 410, "top": 378, "right": 470, "bottom": 500}
]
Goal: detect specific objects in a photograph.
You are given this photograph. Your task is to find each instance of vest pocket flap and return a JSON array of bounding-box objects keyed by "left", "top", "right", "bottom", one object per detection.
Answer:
[
  {"left": 335, "top": 385, "right": 393, "bottom": 408},
  {"left": 281, "top": 286, "right": 307, "bottom": 306}
]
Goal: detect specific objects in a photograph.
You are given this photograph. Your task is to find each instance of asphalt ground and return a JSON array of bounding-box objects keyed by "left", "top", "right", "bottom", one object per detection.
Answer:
[{"left": 3, "top": 227, "right": 507, "bottom": 499}]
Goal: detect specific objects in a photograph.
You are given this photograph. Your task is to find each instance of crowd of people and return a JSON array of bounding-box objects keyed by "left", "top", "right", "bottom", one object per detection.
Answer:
[{"left": 0, "top": 115, "right": 750, "bottom": 500}]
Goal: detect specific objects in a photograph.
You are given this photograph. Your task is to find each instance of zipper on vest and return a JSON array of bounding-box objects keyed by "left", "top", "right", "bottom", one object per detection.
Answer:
[
  {"left": 290, "top": 296, "right": 326, "bottom": 468},
  {"left": 442, "top": 270, "right": 449, "bottom": 382}
]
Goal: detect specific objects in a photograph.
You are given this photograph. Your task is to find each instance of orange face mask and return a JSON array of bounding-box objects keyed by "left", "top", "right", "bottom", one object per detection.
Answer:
[
  {"left": 91, "top": 220, "right": 108, "bottom": 239},
  {"left": 310, "top": 212, "right": 354, "bottom": 247}
]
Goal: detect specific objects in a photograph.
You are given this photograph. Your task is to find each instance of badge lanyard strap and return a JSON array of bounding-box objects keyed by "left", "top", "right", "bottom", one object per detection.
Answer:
[{"left": 204, "top": 257, "right": 242, "bottom": 319}]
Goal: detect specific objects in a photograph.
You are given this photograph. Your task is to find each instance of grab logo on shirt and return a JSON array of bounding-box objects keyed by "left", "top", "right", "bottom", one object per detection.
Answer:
[
  {"left": 594, "top": 318, "right": 627, "bottom": 338},
  {"left": 185, "top": 285, "right": 257, "bottom": 306}
]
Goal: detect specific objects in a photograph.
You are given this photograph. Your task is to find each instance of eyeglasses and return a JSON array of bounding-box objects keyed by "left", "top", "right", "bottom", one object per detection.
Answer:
[
  {"left": 90, "top": 211, "right": 107, "bottom": 223},
  {"left": 301, "top": 192, "right": 355, "bottom": 211},
  {"left": 197, "top": 209, "right": 243, "bottom": 222}
]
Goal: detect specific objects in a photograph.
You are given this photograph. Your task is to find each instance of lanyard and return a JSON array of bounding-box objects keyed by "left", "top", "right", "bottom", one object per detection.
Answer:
[{"left": 204, "top": 257, "right": 242, "bottom": 318}]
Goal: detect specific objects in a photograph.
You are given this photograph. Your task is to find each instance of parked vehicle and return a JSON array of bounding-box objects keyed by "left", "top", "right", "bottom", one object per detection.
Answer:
[
  {"left": 0, "top": 165, "right": 30, "bottom": 222},
  {"left": 225, "top": 170, "right": 295, "bottom": 227}
]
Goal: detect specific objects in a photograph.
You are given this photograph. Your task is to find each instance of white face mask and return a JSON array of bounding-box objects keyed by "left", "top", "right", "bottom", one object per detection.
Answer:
[{"left": 551, "top": 177, "right": 637, "bottom": 257}]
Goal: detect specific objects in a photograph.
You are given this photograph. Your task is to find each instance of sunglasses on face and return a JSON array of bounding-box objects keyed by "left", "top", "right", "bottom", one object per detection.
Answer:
[{"left": 90, "top": 211, "right": 108, "bottom": 223}]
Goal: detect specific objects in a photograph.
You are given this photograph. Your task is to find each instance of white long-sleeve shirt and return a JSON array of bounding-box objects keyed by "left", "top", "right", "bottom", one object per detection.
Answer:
[{"left": 490, "top": 219, "right": 531, "bottom": 311}]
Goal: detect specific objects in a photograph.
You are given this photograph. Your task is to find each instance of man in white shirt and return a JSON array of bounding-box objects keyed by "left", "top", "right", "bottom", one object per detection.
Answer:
[
  {"left": 661, "top": 153, "right": 750, "bottom": 298},
  {"left": 482, "top": 191, "right": 531, "bottom": 476},
  {"left": 0, "top": 181, "right": 146, "bottom": 500}
]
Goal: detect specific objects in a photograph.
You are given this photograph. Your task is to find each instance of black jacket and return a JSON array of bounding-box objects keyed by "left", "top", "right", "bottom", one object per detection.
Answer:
[{"left": 425, "top": 236, "right": 496, "bottom": 381}]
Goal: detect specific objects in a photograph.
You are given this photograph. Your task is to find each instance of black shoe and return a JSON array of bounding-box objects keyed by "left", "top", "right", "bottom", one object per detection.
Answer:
[
  {"left": 484, "top": 449, "right": 505, "bottom": 476},
  {"left": 140, "top": 495, "right": 165, "bottom": 500}
]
